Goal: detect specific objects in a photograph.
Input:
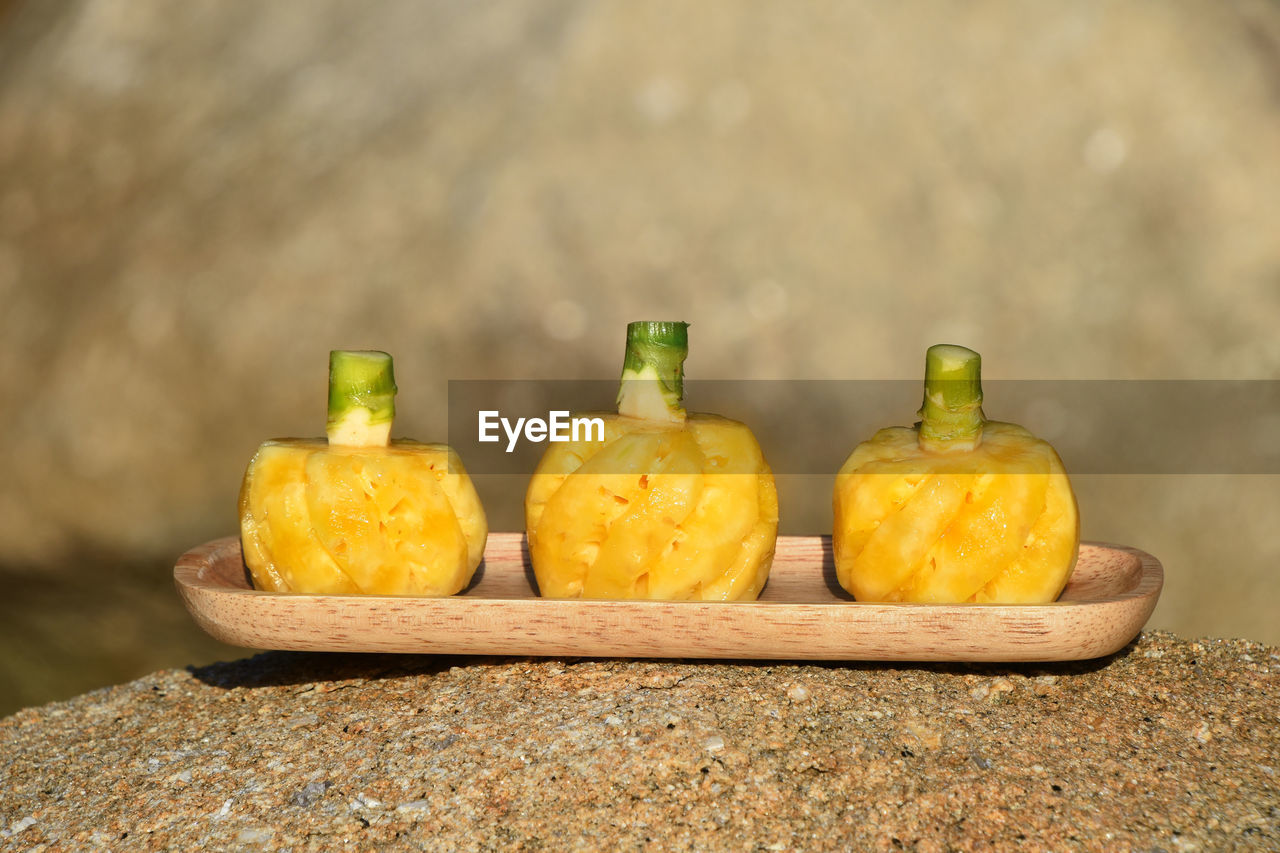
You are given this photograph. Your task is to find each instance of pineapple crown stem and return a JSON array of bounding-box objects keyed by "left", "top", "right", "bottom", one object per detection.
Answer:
[
  {"left": 616, "top": 321, "right": 689, "bottom": 423},
  {"left": 916, "top": 344, "right": 985, "bottom": 451},
  {"left": 326, "top": 350, "right": 396, "bottom": 447}
]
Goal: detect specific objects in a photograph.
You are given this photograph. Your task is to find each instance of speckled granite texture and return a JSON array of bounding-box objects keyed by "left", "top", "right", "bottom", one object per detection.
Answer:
[{"left": 1, "top": 631, "right": 1276, "bottom": 850}]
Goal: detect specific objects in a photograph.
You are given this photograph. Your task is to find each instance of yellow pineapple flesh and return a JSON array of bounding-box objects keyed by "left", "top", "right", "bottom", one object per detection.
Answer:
[
  {"left": 241, "top": 440, "right": 487, "bottom": 596},
  {"left": 526, "top": 413, "right": 777, "bottom": 600},
  {"left": 832, "top": 345, "right": 1079, "bottom": 604},
  {"left": 526, "top": 321, "right": 777, "bottom": 601},
  {"left": 239, "top": 350, "right": 487, "bottom": 596},
  {"left": 833, "top": 422, "right": 1078, "bottom": 603}
]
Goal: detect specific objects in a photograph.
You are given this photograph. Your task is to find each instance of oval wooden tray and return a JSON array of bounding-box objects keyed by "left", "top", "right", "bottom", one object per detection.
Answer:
[{"left": 175, "top": 534, "right": 1162, "bottom": 662}]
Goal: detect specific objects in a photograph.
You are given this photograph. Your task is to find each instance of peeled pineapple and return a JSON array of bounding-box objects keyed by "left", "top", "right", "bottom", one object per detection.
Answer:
[
  {"left": 525, "top": 322, "right": 778, "bottom": 600},
  {"left": 833, "top": 345, "right": 1079, "bottom": 603},
  {"left": 239, "top": 351, "right": 487, "bottom": 596}
]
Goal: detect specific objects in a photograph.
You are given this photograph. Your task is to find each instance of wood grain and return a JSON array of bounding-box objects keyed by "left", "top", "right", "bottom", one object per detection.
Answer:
[{"left": 174, "top": 534, "right": 1162, "bottom": 662}]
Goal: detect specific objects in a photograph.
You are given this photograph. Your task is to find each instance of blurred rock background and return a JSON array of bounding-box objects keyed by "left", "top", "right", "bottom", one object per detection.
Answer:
[{"left": 1, "top": 0, "right": 1278, "bottom": 714}]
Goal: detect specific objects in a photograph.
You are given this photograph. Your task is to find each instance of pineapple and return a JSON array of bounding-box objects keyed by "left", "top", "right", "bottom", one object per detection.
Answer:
[
  {"left": 525, "top": 322, "right": 778, "bottom": 600},
  {"left": 239, "top": 350, "right": 487, "bottom": 596},
  {"left": 833, "top": 345, "right": 1079, "bottom": 603}
]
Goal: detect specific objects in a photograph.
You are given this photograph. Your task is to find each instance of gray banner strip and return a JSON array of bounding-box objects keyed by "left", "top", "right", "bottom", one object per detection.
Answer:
[{"left": 446, "top": 380, "right": 1280, "bottom": 475}]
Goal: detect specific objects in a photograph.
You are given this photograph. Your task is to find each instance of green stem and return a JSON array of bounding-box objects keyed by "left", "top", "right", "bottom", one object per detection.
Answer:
[
  {"left": 616, "top": 321, "right": 689, "bottom": 423},
  {"left": 916, "top": 344, "right": 985, "bottom": 451},
  {"left": 326, "top": 350, "right": 397, "bottom": 446}
]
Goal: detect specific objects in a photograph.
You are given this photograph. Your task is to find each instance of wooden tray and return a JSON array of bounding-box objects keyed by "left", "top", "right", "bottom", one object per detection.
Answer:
[{"left": 175, "top": 534, "right": 1162, "bottom": 662}]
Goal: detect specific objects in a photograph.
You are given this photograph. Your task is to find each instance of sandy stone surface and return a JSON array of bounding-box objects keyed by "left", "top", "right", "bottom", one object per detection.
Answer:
[{"left": 1, "top": 631, "right": 1276, "bottom": 850}]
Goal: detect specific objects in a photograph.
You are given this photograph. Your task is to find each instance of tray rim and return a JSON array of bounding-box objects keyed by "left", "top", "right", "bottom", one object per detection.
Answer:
[{"left": 175, "top": 533, "right": 1163, "bottom": 662}]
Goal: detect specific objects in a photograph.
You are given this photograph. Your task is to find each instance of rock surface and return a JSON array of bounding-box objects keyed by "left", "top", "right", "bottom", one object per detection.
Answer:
[{"left": 1, "top": 631, "right": 1277, "bottom": 849}]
